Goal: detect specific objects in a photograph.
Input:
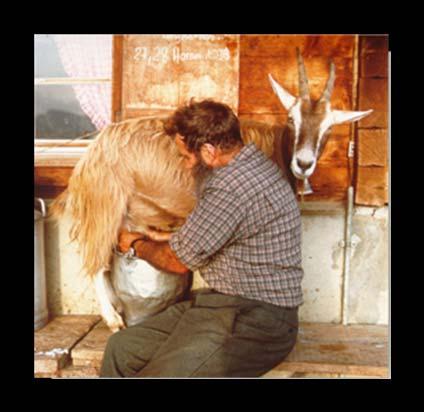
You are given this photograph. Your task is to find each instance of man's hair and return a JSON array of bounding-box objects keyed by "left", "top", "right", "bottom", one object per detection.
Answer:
[{"left": 164, "top": 99, "right": 243, "bottom": 153}]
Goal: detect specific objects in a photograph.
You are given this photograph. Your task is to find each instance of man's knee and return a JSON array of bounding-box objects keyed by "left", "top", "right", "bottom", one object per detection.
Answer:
[
  {"left": 100, "top": 329, "right": 135, "bottom": 377},
  {"left": 103, "top": 328, "right": 141, "bottom": 363},
  {"left": 101, "top": 325, "right": 168, "bottom": 377}
]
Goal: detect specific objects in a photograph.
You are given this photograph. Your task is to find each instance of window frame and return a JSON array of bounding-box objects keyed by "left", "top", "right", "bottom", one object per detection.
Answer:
[
  {"left": 35, "top": 35, "right": 121, "bottom": 196},
  {"left": 34, "top": 35, "right": 116, "bottom": 163}
]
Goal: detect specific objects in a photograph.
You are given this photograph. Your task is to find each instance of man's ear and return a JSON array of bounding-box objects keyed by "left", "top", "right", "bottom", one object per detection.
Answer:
[
  {"left": 200, "top": 143, "right": 217, "bottom": 158},
  {"left": 200, "top": 143, "right": 217, "bottom": 164}
]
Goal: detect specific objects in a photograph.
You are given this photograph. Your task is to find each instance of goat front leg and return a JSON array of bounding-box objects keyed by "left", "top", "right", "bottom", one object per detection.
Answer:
[{"left": 94, "top": 269, "right": 126, "bottom": 333}]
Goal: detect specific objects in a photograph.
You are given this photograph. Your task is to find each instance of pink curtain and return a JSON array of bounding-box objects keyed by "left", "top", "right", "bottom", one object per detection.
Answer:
[{"left": 54, "top": 35, "right": 112, "bottom": 130}]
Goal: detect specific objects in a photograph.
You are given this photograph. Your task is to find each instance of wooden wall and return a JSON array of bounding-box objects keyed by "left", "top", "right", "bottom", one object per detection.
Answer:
[
  {"left": 36, "top": 34, "right": 388, "bottom": 207},
  {"left": 355, "top": 36, "right": 389, "bottom": 206},
  {"left": 114, "top": 34, "right": 240, "bottom": 121},
  {"left": 34, "top": 167, "right": 73, "bottom": 199},
  {"left": 238, "top": 34, "right": 388, "bottom": 205}
]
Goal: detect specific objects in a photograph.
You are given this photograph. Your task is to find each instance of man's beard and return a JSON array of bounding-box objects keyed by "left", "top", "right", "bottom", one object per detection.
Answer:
[{"left": 191, "top": 160, "right": 213, "bottom": 198}]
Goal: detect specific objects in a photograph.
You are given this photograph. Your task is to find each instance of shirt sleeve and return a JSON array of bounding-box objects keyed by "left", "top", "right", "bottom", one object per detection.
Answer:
[{"left": 169, "top": 187, "right": 244, "bottom": 271}]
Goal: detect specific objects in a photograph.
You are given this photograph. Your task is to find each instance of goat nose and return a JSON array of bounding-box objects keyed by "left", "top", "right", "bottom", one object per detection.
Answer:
[{"left": 297, "top": 159, "right": 314, "bottom": 170}]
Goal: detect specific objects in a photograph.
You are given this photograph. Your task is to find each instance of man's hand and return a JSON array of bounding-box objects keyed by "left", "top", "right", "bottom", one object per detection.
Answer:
[
  {"left": 117, "top": 228, "right": 189, "bottom": 275},
  {"left": 117, "top": 229, "right": 147, "bottom": 254}
]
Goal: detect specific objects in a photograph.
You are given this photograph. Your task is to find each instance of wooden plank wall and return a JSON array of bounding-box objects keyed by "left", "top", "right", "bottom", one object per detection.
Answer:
[
  {"left": 355, "top": 36, "right": 389, "bottom": 206},
  {"left": 238, "top": 35, "right": 356, "bottom": 202},
  {"left": 36, "top": 35, "right": 388, "bottom": 206},
  {"left": 35, "top": 167, "right": 73, "bottom": 199}
]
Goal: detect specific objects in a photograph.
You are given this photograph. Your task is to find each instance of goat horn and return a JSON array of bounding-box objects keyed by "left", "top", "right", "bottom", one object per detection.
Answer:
[
  {"left": 296, "top": 48, "right": 310, "bottom": 102},
  {"left": 320, "top": 60, "right": 336, "bottom": 102}
]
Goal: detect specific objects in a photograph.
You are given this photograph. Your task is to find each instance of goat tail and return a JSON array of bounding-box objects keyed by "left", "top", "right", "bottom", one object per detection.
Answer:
[{"left": 65, "top": 126, "right": 135, "bottom": 278}]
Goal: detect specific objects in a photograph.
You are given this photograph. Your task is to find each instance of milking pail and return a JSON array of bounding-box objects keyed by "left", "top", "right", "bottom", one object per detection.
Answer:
[
  {"left": 34, "top": 198, "right": 49, "bottom": 330},
  {"left": 112, "top": 251, "right": 190, "bottom": 327}
]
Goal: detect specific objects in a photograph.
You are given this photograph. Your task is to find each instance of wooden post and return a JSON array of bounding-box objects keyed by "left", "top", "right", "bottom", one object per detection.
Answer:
[
  {"left": 112, "top": 35, "right": 124, "bottom": 122},
  {"left": 355, "top": 35, "right": 388, "bottom": 206}
]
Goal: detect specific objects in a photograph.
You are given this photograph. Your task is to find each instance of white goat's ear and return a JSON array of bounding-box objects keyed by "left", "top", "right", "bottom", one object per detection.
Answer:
[
  {"left": 331, "top": 109, "right": 373, "bottom": 125},
  {"left": 268, "top": 74, "right": 297, "bottom": 110}
]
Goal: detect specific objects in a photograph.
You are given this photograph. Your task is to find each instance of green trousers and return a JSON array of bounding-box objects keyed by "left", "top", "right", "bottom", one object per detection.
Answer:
[{"left": 100, "top": 289, "right": 298, "bottom": 378}]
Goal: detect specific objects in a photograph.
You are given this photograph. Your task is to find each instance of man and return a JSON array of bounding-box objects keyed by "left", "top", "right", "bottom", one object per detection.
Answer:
[{"left": 100, "top": 100, "right": 304, "bottom": 378}]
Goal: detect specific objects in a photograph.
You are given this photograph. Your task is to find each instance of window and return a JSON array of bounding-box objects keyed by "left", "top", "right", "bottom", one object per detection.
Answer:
[{"left": 34, "top": 35, "right": 113, "bottom": 166}]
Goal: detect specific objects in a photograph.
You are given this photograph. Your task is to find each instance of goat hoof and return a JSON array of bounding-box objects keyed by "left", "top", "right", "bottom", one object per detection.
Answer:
[
  {"left": 107, "top": 321, "right": 126, "bottom": 333},
  {"left": 103, "top": 311, "right": 126, "bottom": 333}
]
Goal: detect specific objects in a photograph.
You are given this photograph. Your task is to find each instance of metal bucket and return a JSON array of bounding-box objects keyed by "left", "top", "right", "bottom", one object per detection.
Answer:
[
  {"left": 111, "top": 252, "right": 189, "bottom": 327},
  {"left": 34, "top": 198, "right": 48, "bottom": 330}
]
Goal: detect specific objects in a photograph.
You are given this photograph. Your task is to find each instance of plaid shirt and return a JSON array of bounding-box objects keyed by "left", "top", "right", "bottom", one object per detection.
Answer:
[{"left": 169, "top": 143, "right": 304, "bottom": 308}]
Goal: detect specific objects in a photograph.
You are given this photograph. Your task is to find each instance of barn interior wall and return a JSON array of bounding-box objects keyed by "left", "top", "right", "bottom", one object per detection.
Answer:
[{"left": 43, "top": 200, "right": 388, "bottom": 325}]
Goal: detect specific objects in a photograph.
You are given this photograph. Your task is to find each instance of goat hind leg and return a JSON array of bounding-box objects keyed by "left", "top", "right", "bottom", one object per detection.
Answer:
[{"left": 94, "top": 269, "right": 126, "bottom": 333}]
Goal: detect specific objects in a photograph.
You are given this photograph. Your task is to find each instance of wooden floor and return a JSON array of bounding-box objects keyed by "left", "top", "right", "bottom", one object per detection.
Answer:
[{"left": 34, "top": 315, "right": 389, "bottom": 378}]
